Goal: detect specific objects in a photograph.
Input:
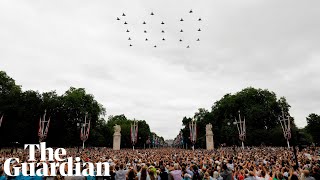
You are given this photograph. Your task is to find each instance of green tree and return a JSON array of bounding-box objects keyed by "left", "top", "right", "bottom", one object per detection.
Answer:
[
  {"left": 178, "top": 87, "right": 294, "bottom": 147},
  {"left": 305, "top": 113, "right": 320, "bottom": 144},
  {"left": 0, "top": 71, "right": 106, "bottom": 147}
]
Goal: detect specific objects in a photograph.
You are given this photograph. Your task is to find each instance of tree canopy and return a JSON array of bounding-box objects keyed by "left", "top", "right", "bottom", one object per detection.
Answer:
[
  {"left": 0, "top": 71, "right": 159, "bottom": 148},
  {"left": 1, "top": 71, "right": 316, "bottom": 148},
  {"left": 176, "top": 87, "right": 313, "bottom": 148},
  {"left": 305, "top": 113, "right": 320, "bottom": 145}
]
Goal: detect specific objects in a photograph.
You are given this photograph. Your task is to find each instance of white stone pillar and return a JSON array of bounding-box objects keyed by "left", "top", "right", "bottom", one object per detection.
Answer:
[
  {"left": 206, "top": 123, "right": 214, "bottom": 150},
  {"left": 113, "top": 125, "right": 121, "bottom": 150}
]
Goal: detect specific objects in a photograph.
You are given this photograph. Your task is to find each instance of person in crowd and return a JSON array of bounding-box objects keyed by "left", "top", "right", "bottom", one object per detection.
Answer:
[
  {"left": 301, "top": 170, "right": 316, "bottom": 180},
  {"left": 140, "top": 167, "right": 150, "bottom": 180},
  {"left": 126, "top": 167, "right": 136, "bottom": 180},
  {"left": 159, "top": 167, "right": 169, "bottom": 180},
  {"left": 116, "top": 164, "right": 128, "bottom": 180},
  {"left": 170, "top": 164, "right": 182, "bottom": 180},
  {"left": 181, "top": 166, "right": 191, "bottom": 180},
  {"left": 220, "top": 164, "right": 232, "bottom": 180},
  {"left": 0, "top": 146, "right": 319, "bottom": 180}
]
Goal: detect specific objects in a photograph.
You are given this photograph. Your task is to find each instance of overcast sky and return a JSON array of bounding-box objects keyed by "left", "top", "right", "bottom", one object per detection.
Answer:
[{"left": 1, "top": 0, "right": 320, "bottom": 139}]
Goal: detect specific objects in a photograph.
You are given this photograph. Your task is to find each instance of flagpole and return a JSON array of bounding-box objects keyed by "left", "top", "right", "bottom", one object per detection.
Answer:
[
  {"left": 38, "top": 110, "right": 51, "bottom": 147},
  {"left": 189, "top": 119, "right": 196, "bottom": 151},
  {"left": 0, "top": 114, "right": 3, "bottom": 128},
  {"left": 80, "top": 112, "right": 90, "bottom": 150},
  {"left": 279, "top": 108, "right": 291, "bottom": 149},
  {"left": 131, "top": 120, "right": 138, "bottom": 150},
  {"left": 83, "top": 113, "right": 86, "bottom": 150}
]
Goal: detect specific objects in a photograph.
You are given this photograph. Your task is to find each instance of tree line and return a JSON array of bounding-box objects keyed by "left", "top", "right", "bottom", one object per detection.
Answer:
[
  {"left": 1, "top": 70, "right": 318, "bottom": 148},
  {"left": 175, "top": 87, "right": 319, "bottom": 148},
  {"left": 0, "top": 71, "right": 162, "bottom": 148}
]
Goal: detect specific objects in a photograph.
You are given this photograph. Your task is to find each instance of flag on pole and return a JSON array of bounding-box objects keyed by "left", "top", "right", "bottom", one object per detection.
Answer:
[
  {"left": 38, "top": 117, "right": 42, "bottom": 136},
  {"left": 38, "top": 110, "right": 51, "bottom": 142},
  {"left": 80, "top": 125, "right": 83, "bottom": 140},
  {"left": 80, "top": 113, "right": 91, "bottom": 142},
  {"left": 193, "top": 122, "right": 196, "bottom": 142},
  {"left": 131, "top": 121, "right": 138, "bottom": 143},
  {"left": 189, "top": 121, "right": 197, "bottom": 143},
  {"left": 0, "top": 114, "right": 3, "bottom": 127},
  {"left": 189, "top": 123, "right": 192, "bottom": 141},
  {"left": 130, "top": 123, "right": 133, "bottom": 142},
  {"left": 86, "top": 120, "right": 90, "bottom": 139},
  {"left": 135, "top": 123, "right": 138, "bottom": 142},
  {"left": 43, "top": 118, "right": 50, "bottom": 138}
]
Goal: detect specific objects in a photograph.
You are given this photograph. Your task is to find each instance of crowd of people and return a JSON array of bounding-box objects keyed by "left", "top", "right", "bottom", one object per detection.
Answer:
[{"left": 0, "top": 146, "right": 319, "bottom": 180}]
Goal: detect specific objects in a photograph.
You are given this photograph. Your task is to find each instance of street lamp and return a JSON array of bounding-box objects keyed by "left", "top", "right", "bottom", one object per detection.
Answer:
[{"left": 278, "top": 108, "right": 291, "bottom": 149}]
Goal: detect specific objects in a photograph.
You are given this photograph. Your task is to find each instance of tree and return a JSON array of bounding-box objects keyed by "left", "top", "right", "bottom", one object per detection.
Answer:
[
  {"left": 0, "top": 70, "right": 160, "bottom": 148},
  {"left": 0, "top": 71, "right": 106, "bottom": 147},
  {"left": 178, "top": 87, "right": 294, "bottom": 147},
  {"left": 305, "top": 113, "right": 320, "bottom": 144}
]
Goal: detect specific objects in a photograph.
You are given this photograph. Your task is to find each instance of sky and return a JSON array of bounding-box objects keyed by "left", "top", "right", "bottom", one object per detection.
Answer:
[{"left": 1, "top": 0, "right": 320, "bottom": 140}]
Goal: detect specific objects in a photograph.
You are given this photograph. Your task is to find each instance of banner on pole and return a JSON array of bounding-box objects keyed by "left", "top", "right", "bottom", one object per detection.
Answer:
[
  {"left": 38, "top": 110, "right": 50, "bottom": 142},
  {"left": 0, "top": 113, "right": 3, "bottom": 127}
]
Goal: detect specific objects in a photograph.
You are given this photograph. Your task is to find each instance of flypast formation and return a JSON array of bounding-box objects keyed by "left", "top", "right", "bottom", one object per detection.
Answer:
[{"left": 116, "top": 9, "right": 203, "bottom": 48}]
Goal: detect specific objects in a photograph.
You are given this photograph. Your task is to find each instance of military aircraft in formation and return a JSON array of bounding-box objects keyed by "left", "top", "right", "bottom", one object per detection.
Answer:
[{"left": 117, "top": 10, "right": 203, "bottom": 48}]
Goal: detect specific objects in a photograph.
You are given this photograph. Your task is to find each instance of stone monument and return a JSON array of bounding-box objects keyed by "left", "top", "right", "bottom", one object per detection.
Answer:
[
  {"left": 206, "top": 123, "right": 214, "bottom": 150},
  {"left": 113, "top": 124, "right": 121, "bottom": 150}
]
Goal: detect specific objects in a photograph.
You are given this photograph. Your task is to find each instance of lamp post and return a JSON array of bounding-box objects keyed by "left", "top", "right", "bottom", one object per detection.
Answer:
[
  {"left": 278, "top": 108, "right": 291, "bottom": 149},
  {"left": 233, "top": 110, "right": 246, "bottom": 149}
]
